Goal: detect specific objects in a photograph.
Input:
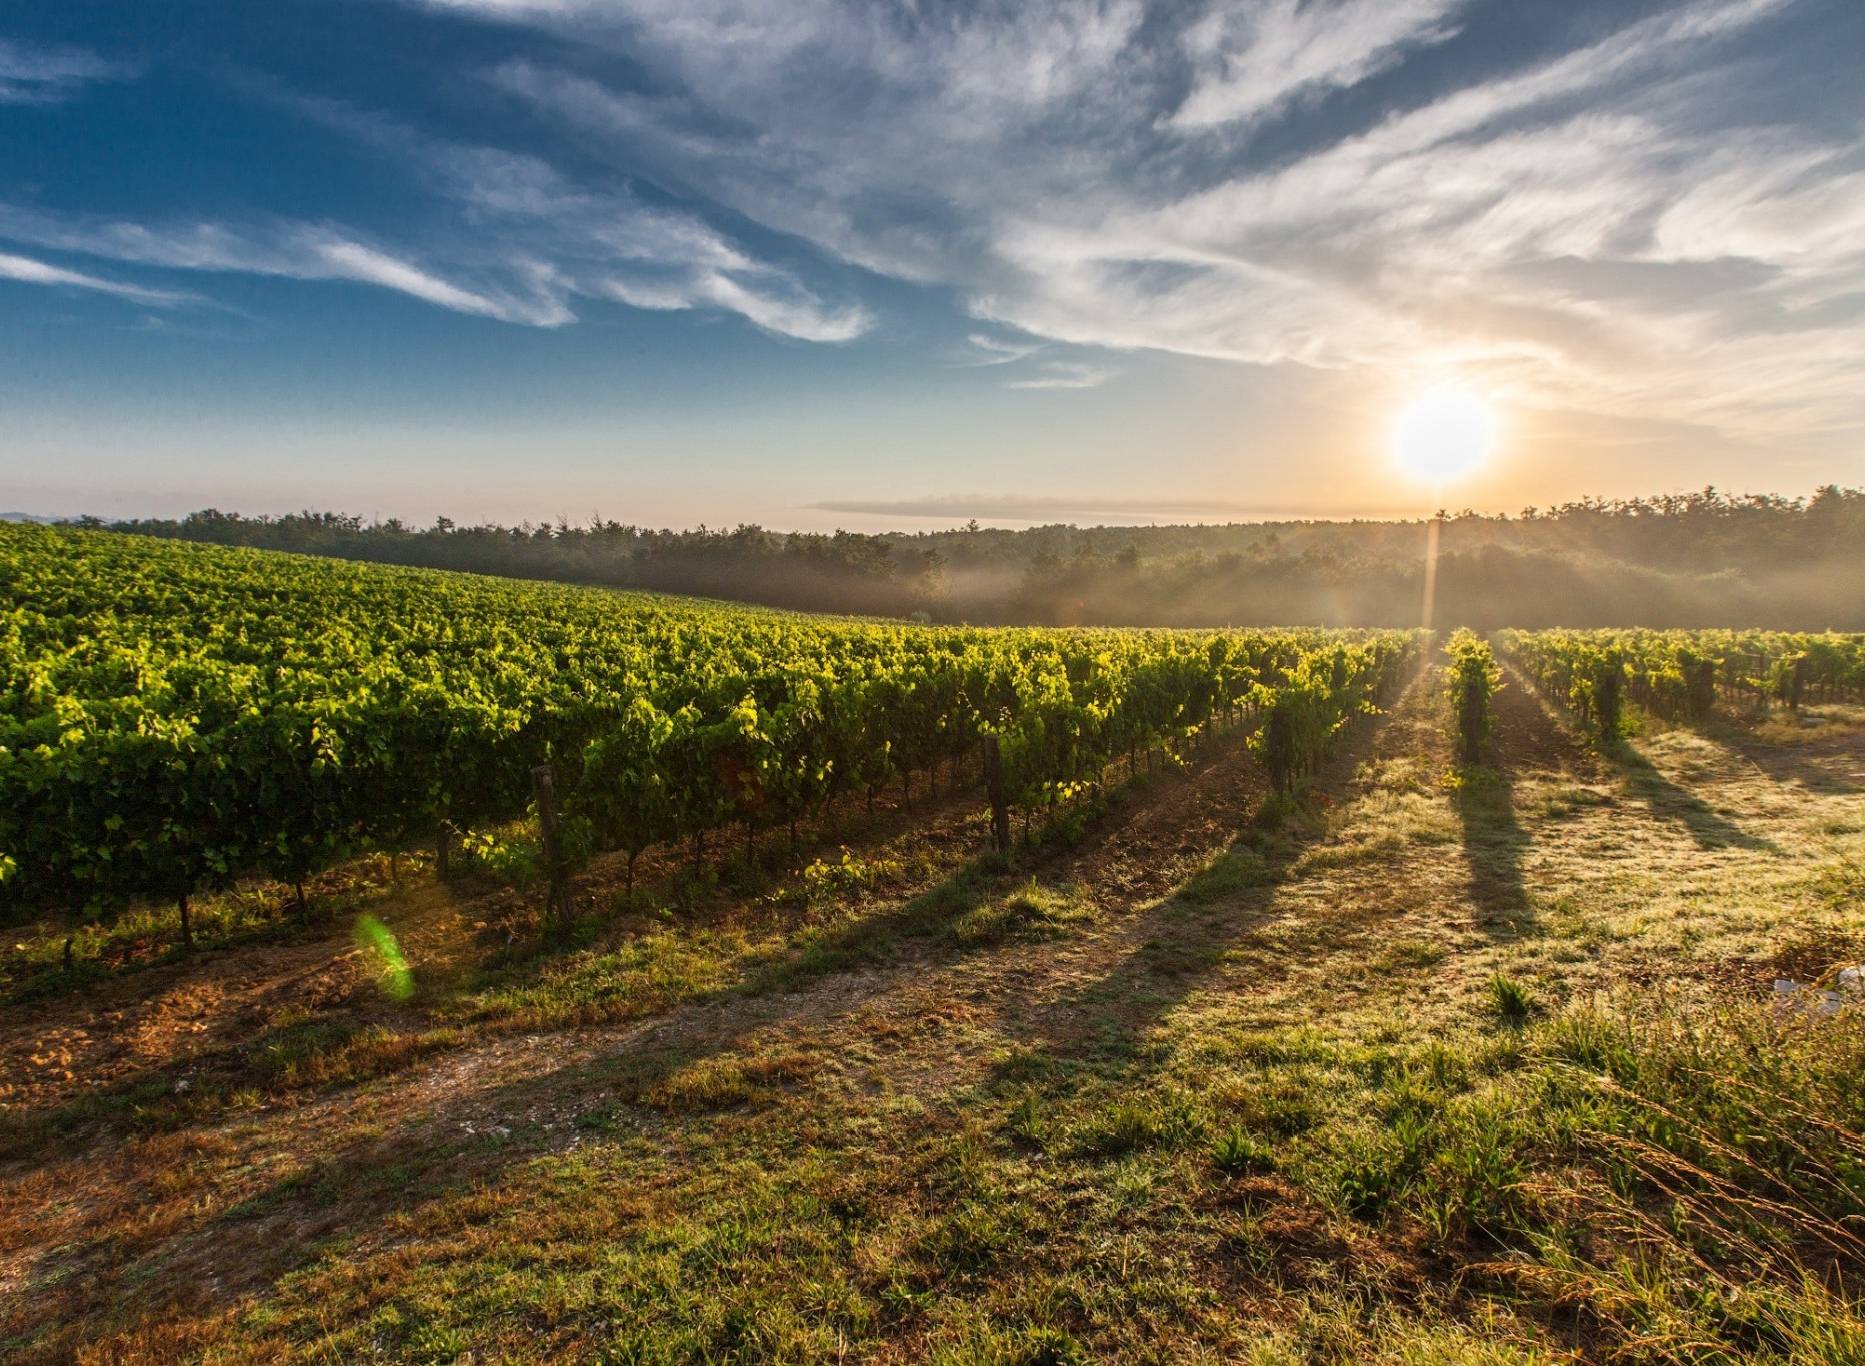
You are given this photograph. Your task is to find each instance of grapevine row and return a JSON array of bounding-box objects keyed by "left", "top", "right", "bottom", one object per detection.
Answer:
[
  {"left": 0, "top": 525, "right": 1419, "bottom": 938},
  {"left": 1444, "top": 629, "right": 1500, "bottom": 764},
  {"left": 1498, "top": 628, "right": 1865, "bottom": 740}
]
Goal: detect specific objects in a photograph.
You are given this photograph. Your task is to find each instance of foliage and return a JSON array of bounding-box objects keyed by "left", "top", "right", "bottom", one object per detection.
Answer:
[
  {"left": 98, "top": 483, "right": 1865, "bottom": 630},
  {"left": 0, "top": 523, "right": 1419, "bottom": 936},
  {"left": 1500, "top": 628, "right": 1865, "bottom": 737},
  {"left": 1487, "top": 972, "right": 1533, "bottom": 1026},
  {"left": 1444, "top": 629, "right": 1501, "bottom": 763}
]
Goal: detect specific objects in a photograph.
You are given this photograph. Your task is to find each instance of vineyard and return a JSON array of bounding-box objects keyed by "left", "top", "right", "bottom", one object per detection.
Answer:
[
  {"left": 1500, "top": 627, "right": 1865, "bottom": 743},
  {"left": 1, "top": 523, "right": 1416, "bottom": 950},
  {"left": 4, "top": 529, "right": 1864, "bottom": 1363}
]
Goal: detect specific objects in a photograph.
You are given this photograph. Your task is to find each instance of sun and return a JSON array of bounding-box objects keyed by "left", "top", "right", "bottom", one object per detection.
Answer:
[{"left": 1391, "top": 386, "right": 1498, "bottom": 485}]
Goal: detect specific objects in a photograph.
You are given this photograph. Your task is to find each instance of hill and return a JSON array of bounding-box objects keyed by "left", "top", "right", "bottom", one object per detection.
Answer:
[{"left": 4, "top": 524, "right": 1864, "bottom": 1360}]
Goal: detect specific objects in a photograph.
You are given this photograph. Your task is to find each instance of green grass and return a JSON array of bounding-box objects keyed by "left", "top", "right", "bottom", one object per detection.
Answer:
[
  {"left": 1488, "top": 972, "right": 1535, "bottom": 1025},
  {"left": 951, "top": 880, "right": 1094, "bottom": 948},
  {"left": 146, "top": 994, "right": 1864, "bottom": 1363}
]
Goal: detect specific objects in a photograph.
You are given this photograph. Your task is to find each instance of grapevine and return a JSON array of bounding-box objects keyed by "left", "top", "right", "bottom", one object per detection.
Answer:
[{"left": 0, "top": 523, "right": 1421, "bottom": 937}]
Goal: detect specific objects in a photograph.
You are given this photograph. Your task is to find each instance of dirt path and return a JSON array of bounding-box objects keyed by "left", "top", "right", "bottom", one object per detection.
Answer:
[
  {"left": 0, "top": 769, "right": 1003, "bottom": 1114},
  {"left": 0, "top": 882, "right": 469, "bottom": 1110}
]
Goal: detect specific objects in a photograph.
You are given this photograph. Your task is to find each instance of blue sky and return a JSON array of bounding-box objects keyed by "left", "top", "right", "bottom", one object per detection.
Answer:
[{"left": 3, "top": 0, "right": 1862, "bottom": 529}]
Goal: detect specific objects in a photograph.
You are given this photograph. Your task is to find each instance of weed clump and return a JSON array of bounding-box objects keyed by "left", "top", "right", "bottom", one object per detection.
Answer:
[
  {"left": 1213, "top": 1125, "right": 1276, "bottom": 1175},
  {"left": 1488, "top": 973, "right": 1535, "bottom": 1026}
]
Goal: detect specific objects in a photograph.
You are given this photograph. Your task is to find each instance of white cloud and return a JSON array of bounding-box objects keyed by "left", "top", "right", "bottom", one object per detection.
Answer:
[
  {"left": 1, "top": 69, "right": 871, "bottom": 341},
  {"left": 595, "top": 276, "right": 694, "bottom": 311},
  {"left": 0, "top": 251, "right": 192, "bottom": 305},
  {"left": 0, "top": 113, "right": 870, "bottom": 340},
  {"left": 20, "top": 0, "right": 1853, "bottom": 436},
  {"left": 1654, "top": 144, "right": 1865, "bottom": 267},
  {"left": 210, "top": 88, "right": 872, "bottom": 341},
  {"left": 0, "top": 206, "right": 571, "bottom": 324},
  {"left": 692, "top": 272, "right": 869, "bottom": 343},
  {"left": 0, "top": 39, "right": 134, "bottom": 105},
  {"left": 963, "top": 333, "right": 1045, "bottom": 366},
  {"left": 306, "top": 236, "right": 570, "bottom": 324},
  {"left": 1005, "top": 362, "right": 1116, "bottom": 391},
  {"left": 1170, "top": 0, "right": 1466, "bottom": 130},
  {"left": 444, "top": 0, "right": 1859, "bottom": 436},
  {"left": 587, "top": 268, "right": 872, "bottom": 342}
]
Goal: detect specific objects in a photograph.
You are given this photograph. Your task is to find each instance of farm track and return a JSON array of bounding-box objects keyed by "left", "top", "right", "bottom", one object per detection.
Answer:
[{"left": 6, "top": 662, "right": 1865, "bottom": 1357}]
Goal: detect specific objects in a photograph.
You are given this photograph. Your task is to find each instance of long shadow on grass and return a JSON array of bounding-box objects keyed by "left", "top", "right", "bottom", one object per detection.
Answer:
[
  {"left": 1707, "top": 720, "right": 1865, "bottom": 797},
  {"left": 1455, "top": 768, "right": 1532, "bottom": 934},
  {"left": 0, "top": 859, "right": 1015, "bottom": 1348},
  {"left": 0, "top": 847, "right": 1009, "bottom": 1168},
  {"left": 1008, "top": 673, "right": 1420, "bottom": 1066},
  {"left": 23, "top": 675, "right": 1437, "bottom": 1351},
  {"left": 10, "top": 739, "right": 1291, "bottom": 1349},
  {"left": 1614, "top": 746, "right": 1779, "bottom": 853}
]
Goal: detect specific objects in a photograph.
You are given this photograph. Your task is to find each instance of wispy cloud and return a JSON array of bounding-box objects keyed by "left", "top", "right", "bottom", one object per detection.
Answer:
[
  {"left": 0, "top": 206, "right": 569, "bottom": 324},
  {"left": 170, "top": 86, "right": 873, "bottom": 342},
  {"left": 690, "top": 272, "right": 868, "bottom": 342},
  {"left": 963, "top": 333, "right": 1044, "bottom": 366},
  {"left": 957, "top": 332, "right": 1112, "bottom": 389},
  {"left": 417, "top": 0, "right": 1860, "bottom": 440},
  {"left": 17, "top": 0, "right": 1855, "bottom": 443},
  {"left": 0, "top": 250, "right": 192, "bottom": 305},
  {"left": 0, "top": 38, "right": 135, "bottom": 105},
  {"left": 0, "top": 131, "right": 868, "bottom": 340},
  {"left": 1004, "top": 361, "right": 1116, "bottom": 390},
  {"left": 1169, "top": 0, "right": 1466, "bottom": 130},
  {"left": 309, "top": 237, "right": 568, "bottom": 323}
]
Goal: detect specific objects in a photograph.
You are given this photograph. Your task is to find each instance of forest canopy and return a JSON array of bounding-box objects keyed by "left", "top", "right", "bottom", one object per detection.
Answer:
[{"left": 87, "top": 485, "right": 1865, "bottom": 630}]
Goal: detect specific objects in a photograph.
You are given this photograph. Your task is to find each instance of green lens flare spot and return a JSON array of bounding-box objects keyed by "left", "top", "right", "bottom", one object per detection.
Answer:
[{"left": 354, "top": 913, "right": 413, "bottom": 1001}]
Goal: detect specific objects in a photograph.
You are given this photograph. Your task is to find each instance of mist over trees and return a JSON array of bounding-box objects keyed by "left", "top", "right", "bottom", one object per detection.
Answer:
[{"left": 96, "top": 485, "right": 1865, "bottom": 629}]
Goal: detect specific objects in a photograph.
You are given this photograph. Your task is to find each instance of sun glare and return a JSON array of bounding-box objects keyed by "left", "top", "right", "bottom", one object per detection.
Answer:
[{"left": 1392, "top": 386, "right": 1498, "bottom": 486}]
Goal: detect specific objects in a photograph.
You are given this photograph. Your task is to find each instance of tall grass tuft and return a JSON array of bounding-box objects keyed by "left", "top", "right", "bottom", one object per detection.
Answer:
[
  {"left": 1481, "top": 1001, "right": 1865, "bottom": 1358},
  {"left": 1488, "top": 972, "right": 1534, "bottom": 1026}
]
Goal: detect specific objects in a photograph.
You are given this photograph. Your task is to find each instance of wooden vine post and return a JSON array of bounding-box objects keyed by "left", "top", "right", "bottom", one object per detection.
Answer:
[
  {"left": 983, "top": 736, "right": 1010, "bottom": 853},
  {"left": 532, "top": 764, "right": 573, "bottom": 926}
]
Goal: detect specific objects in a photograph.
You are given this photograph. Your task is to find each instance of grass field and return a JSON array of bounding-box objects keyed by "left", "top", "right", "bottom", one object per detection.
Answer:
[{"left": 3, "top": 656, "right": 1864, "bottom": 1362}]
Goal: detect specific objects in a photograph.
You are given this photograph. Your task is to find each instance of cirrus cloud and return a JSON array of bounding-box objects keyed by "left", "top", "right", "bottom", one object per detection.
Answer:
[
  {"left": 411, "top": 0, "right": 1861, "bottom": 436},
  {"left": 0, "top": 250, "right": 193, "bottom": 305},
  {"left": 0, "top": 38, "right": 134, "bottom": 105}
]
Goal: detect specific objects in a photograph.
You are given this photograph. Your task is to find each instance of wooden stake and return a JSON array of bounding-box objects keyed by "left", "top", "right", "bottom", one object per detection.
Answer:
[
  {"left": 532, "top": 764, "right": 573, "bottom": 926},
  {"left": 983, "top": 736, "right": 1010, "bottom": 853}
]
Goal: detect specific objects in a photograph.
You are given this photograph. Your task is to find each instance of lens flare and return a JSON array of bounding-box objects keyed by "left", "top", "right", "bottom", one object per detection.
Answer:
[{"left": 354, "top": 913, "right": 414, "bottom": 1001}]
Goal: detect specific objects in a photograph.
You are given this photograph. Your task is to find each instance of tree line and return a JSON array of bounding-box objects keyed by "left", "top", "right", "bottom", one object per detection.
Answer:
[{"left": 82, "top": 484, "right": 1865, "bottom": 629}]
